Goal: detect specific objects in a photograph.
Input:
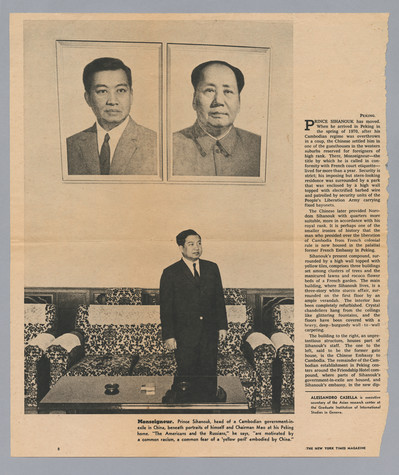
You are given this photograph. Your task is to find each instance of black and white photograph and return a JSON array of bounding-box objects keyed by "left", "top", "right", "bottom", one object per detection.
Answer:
[
  {"left": 57, "top": 40, "right": 162, "bottom": 182},
  {"left": 167, "top": 43, "right": 270, "bottom": 183},
  {"left": 24, "top": 24, "right": 293, "bottom": 415}
]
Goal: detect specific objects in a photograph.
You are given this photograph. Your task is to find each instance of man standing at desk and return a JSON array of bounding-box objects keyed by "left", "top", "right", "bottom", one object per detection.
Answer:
[
  {"left": 67, "top": 57, "right": 157, "bottom": 175},
  {"left": 160, "top": 229, "right": 227, "bottom": 402}
]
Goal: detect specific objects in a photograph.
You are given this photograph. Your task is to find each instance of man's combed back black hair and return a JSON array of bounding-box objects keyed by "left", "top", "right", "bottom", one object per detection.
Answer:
[
  {"left": 176, "top": 229, "right": 201, "bottom": 247},
  {"left": 83, "top": 57, "right": 132, "bottom": 93},
  {"left": 191, "top": 60, "right": 245, "bottom": 93}
]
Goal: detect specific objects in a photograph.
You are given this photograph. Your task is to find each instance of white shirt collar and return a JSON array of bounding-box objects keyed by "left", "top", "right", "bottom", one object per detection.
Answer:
[
  {"left": 182, "top": 257, "right": 200, "bottom": 275},
  {"left": 197, "top": 121, "right": 233, "bottom": 141},
  {"left": 96, "top": 116, "right": 130, "bottom": 162}
]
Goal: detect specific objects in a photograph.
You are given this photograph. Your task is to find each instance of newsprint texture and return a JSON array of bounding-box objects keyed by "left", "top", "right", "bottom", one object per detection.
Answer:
[{"left": 10, "top": 13, "right": 388, "bottom": 457}]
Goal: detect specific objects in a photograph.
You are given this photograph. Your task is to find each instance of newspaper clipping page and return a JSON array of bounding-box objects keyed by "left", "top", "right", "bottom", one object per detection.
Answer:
[{"left": 10, "top": 13, "right": 388, "bottom": 457}]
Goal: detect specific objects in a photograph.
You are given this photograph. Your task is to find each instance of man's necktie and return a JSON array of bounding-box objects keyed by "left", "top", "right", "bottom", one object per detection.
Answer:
[
  {"left": 193, "top": 263, "right": 200, "bottom": 282},
  {"left": 99, "top": 133, "right": 110, "bottom": 175}
]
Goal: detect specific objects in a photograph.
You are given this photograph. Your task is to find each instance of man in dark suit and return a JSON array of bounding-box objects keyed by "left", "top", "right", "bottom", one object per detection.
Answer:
[
  {"left": 173, "top": 60, "right": 261, "bottom": 177},
  {"left": 67, "top": 57, "right": 157, "bottom": 175},
  {"left": 160, "top": 229, "right": 227, "bottom": 402}
]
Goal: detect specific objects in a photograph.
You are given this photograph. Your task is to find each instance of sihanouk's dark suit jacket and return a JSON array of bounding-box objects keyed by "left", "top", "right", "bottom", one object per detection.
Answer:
[
  {"left": 160, "top": 259, "right": 227, "bottom": 349},
  {"left": 66, "top": 117, "right": 157, "bottom": 175}
]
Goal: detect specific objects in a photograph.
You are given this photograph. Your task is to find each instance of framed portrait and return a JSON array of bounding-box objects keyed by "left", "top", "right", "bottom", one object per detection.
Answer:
[
  {"left": 167, "top": 43, "right": 271, "bottom": 184},
  {"left": 56, "top": 40, "right": 163, "bottom": 183}
]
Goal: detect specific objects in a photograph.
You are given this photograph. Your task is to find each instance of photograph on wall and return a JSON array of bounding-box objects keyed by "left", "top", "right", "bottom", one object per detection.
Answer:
[
  {"left": 167, "top": 43, "right": 270, "bottom": 183},
  {"left": 57, "top": 40, "right": 163, "bottom": 182}
]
